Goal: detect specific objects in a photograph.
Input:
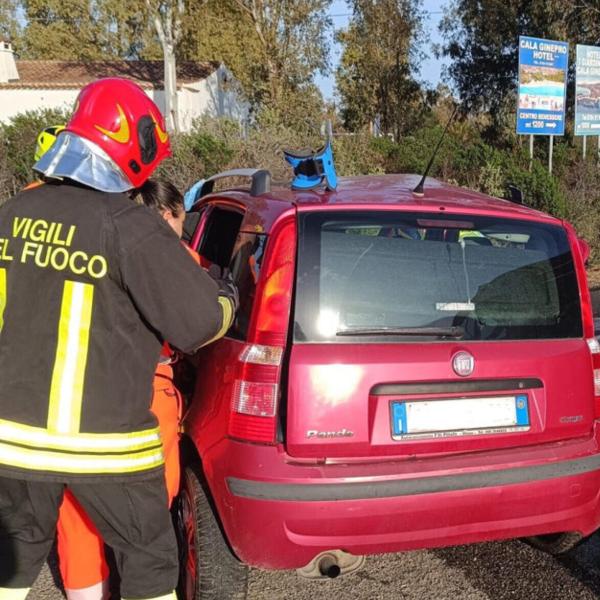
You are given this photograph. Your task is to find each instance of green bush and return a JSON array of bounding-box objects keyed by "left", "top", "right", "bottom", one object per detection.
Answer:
[
  {"left": 0, "top": 110, "right": 595, "bottom": 263},
  {"left": 154, "top": 134, "right": 209, "bottom": 194},
  {"left": 189, "top": 132, "right": 234, "bottom": 177},
  {"left": 0, "top": 132, "right": 12, "bottom": 206},
  {"left": 560, "top": 158, "right": 600, "bottom": 265},
  {"left": 333, "top": 131, "right": 385, "bottom": 176},
  {"left": 368, "top": 123, "right": 567, "bottom": 219},
  {"left": 503, "top": 160, "right": 566, "bottom": 217}
]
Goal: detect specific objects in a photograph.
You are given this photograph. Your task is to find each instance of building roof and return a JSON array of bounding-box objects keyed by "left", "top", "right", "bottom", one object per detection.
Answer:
[{"left": 0, "top": 60, "right": 220, "bottom": 90}]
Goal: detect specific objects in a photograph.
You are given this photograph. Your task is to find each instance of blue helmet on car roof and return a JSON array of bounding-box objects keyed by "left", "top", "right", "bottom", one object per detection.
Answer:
[{"left": 283, "top": 140, "right": 337, "bottom": 192}]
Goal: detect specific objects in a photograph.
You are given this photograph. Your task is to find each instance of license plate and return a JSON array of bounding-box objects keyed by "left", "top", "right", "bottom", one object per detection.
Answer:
[{"left": 391, "top": 395, "right": 530, "bottom": 440}]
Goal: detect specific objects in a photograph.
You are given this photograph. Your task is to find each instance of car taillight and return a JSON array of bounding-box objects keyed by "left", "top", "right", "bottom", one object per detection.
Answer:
[
  {"left": 588, "top": 338, "right": 600, "bottom": 418},
  {"left": 565, "top": 223, "right": 599, "bottom": 417},
  {"left": 228, "top": 218, "right": 296, "bottom": 444}
]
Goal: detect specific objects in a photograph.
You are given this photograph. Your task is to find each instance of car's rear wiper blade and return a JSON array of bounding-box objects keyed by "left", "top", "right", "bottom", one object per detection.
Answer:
[{"left": 336, "top": 326, "right": 465, "bottom": 338}]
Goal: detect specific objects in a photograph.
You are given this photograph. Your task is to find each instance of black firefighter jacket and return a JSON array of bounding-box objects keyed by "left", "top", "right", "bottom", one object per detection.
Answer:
[{"left": 0, "top": 182, "right": 226, "bottom": 482}]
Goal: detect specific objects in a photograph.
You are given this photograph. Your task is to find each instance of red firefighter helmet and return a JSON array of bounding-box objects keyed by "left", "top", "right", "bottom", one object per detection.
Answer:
[{"left": 65, "top": 77, "right": 171, "bottom": 189}]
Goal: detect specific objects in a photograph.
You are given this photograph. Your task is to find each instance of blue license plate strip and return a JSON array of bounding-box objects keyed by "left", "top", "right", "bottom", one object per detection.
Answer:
[{"left": 391, "top": 394, "right": 530, "bottom": 440}]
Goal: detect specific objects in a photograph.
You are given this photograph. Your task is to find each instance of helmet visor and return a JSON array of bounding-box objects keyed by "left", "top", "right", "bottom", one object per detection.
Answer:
[{"left": 33, "top": 132, "right": 133, "bottom": 193}]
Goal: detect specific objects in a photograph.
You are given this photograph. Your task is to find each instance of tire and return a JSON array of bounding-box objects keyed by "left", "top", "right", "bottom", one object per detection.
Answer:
[
  {"left": 175, "top": 465, "right": 249, "bottom": 600},
  {"left": 525, "top": 532, "right": 584, "bottom": 555}
]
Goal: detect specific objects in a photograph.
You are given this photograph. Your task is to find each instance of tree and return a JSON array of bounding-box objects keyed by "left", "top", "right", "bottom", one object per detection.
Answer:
[
  {"left": 178, "top": 0, "right": 264, "bottom": 104},
  {"left": 145, "top": 0, "right": 187, "bottom": 132},
  {"left": 92, "top": 0, "right": 157, "bottom": 60},
  {"left": 18, "top": 0, "right": 186, "bottom": 130},
  {"left": 13, "top": 0, "right": 332, "bottom": 130},
  {"left": 0, "top": 0, "right": 20, "bottom": 44},
  {"left": 439, "top": 0, "right": 600, "bottom": 132},
  {"left": 18, "top": 0, "right": 157, "bottom": 59},
  {"left": 177, "top": 0, "right": 333, "bottom": 127},
  {"left": 230, "top": 0, "right": 332, "bottom": 108},
  {"left": 336, "top": 0, "right": 425, "bottom": 139},
  {"left": 20, "top": 0, "right": 101, "bottom": 59}
]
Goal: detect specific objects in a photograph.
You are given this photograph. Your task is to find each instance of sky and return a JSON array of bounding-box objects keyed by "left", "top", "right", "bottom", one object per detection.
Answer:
[{"left": 315, "top": 0, "right": 451, "bottom": 101}]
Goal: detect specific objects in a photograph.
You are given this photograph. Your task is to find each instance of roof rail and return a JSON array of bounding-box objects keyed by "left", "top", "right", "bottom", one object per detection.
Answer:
[{"left": 198, "top": 168, "right": 271, "bottom": 199}]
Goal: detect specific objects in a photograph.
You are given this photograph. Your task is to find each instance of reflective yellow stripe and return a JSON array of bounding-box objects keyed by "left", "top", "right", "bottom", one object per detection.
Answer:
[
  {"left": 47, "top": 281, "right": 73, "bottom": 431},
  {"left": 201, "top": 296, "right": 234, "bottom": 347},
  {"left": 0, "top": 418, "right": 161, "bottom": 453},
  {"left": 0, "top": 441, "right": 164, "bottom": 474},
  {"left": 48, "top": 281, "right": 94, "bottom": 434},
  {"left": 0, "top": 268, "right": 6, "bottom": 333},
  {"left": 0, "top": 588, "right": 30, "bottom": 600},
  {"left": 69, "top": 282, "right": 94, "bottom": 432}
]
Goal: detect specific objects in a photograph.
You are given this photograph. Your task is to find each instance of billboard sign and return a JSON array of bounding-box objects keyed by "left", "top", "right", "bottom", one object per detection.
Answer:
[
  {"left": 575, "top": 44, "right": 600, "bottom": 136},
  {"left": 517, "top": 36, "right": 569, "bottom": 135}
]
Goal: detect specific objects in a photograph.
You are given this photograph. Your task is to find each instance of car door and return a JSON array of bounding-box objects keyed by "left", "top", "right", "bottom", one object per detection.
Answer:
[{"left": 185, "top": 200, "right": 268, "bottom": 451}]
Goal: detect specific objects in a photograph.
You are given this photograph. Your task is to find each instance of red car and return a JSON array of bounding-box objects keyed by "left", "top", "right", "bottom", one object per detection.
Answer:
[{"left": 177, "top": 171, "right": 600, "bottom": 599}]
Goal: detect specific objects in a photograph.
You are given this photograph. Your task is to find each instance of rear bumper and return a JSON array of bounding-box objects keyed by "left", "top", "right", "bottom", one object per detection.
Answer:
[
  {"left": 228, "top": 453, "right": 600, "bottom": 501},
  {"left": 200, "top": 425, "right": 600, "bottom": 570}
]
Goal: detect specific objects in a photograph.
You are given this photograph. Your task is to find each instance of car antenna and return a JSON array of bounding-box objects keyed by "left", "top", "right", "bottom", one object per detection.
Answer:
[{"left": 412, "top": 105, "right": 459, "bottom": 197}]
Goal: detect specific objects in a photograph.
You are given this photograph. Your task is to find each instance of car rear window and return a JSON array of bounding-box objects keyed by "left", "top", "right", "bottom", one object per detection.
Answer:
[{"left": 294, "top": 211, "right": 583, "bottom": 343}]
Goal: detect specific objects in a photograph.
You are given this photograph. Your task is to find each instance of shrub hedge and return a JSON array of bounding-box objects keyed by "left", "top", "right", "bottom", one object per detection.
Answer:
[{"left": 1, "top": 109, "right": 598, "bottom": 262}]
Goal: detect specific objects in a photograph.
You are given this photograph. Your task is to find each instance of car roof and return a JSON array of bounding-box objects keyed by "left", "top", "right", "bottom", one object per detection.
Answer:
[{"left": 203, "top": 174, "right": 561, "bottom": 233}]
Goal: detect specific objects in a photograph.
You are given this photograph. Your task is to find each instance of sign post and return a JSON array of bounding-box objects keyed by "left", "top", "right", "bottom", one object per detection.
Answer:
[
  {"left": 529, "top": 134, "right": 534, "bottom": 171},
  {"left": 517, "top": 36, "right": 569, "bottom": 172},
  {"left": 575, "top": 44, "right": 600, "bottom": 155}
]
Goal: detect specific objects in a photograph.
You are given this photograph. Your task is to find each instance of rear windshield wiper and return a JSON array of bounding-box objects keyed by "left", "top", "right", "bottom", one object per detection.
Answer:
[{"left": 335, "top": 326, "right": 465, "bottom": 338}]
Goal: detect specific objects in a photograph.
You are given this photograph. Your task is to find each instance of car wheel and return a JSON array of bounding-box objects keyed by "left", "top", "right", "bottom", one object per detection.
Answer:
[
  {"left": 525, "top": 532, "right": 584, "bottom": 555},
  {"left": 176, "top": 465, "right": 249, "bottom": 600}
]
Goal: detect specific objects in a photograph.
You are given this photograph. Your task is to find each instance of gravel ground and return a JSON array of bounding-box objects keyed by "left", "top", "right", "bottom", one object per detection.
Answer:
[{"left": 28, "top": 532, "right": 600, "bottom": 599}]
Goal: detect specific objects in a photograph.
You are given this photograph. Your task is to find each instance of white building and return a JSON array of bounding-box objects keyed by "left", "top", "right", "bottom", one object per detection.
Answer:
[{"left": 0, "top": 41, "right": 250, "bottom": 132}]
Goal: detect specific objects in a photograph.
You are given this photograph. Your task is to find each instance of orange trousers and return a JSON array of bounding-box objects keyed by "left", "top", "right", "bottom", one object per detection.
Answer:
[{"left": 56, "top": 369, "right": 181, "bottom": 591}]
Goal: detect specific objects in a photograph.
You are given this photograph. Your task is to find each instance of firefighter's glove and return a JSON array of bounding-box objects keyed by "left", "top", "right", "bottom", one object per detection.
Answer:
[{"left": 208, "top": 266, "right": 240, "bottom": 314}]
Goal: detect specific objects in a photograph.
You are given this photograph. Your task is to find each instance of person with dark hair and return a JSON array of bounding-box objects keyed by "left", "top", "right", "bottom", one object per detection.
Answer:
[{"left": 136, "top": 179, "right": 187, "bottom": 239}]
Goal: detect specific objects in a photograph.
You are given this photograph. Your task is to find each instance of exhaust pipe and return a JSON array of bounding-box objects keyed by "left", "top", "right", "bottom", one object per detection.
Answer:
[
  {"left": 317, "top": 554, "right": 341, "bottom": 579},
  {"left": 297, "top": 549, "right": 365, "bottom": 580}
]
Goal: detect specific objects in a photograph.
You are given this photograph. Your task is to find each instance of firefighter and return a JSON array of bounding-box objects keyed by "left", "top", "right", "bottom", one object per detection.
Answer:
[
  {"left": 21, "top": 125, "right": 66, "bottom": 192},
  {"left": 0, "top": 78, "right": 238, "bottom": 600},
  {"left": 34, "top": 125, "right": 65, "bottom": 163},
  {"left": 55, "top": 180, "right": 200, "bottom": 600}
]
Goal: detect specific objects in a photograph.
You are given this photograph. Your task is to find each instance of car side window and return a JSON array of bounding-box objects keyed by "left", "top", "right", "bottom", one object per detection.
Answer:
[
  {"left": 198, "top": 206, "right": 244, "bottom": 270},
  {"left": 194, "top": 203, "right": 266, "bottom": 340},
  {"left": 228, "top": 233, "right": 267, "bottom": 340}
]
